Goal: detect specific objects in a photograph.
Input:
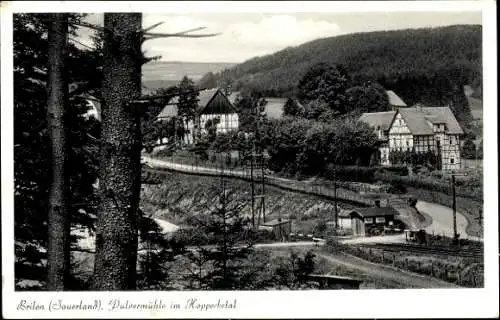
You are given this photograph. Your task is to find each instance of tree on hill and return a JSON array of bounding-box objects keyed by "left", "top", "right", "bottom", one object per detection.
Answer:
[
  {"left": 177, "top": 76, "right": 199, "bottom": 143},
  {"left": 283, "top": 98, "right": 302, "bottom": 117},
  {"left": 447, "top": 83, "right": 475, "bottom": 139},
  {"left": 345, "top": 81, "right": 390, "bottom": 115},
  {"left": 461, "top": 138, "right": 477, "bottom": 159},
  {"left": 198, "top": 72, "right": 218, "bottom": 90},
  {"left": 477, "top": 140, "right": 483, "bottom": 159},
  {"left": 297, "top": 62, "right": 349, "bottom": 115},
  {"left": 213, "top": 25, "right": 481, "bottom": 116},
  {"left": 234, "top": 90, "right": 267, "bottom": 132}
]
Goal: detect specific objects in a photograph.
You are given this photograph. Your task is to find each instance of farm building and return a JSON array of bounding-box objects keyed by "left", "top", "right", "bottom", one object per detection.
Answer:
[
  {"left": 348, "top": 207, "right": 399, "bottom": 237},
  {"left": 259, "top": 219, "right": 292, "bottom": 240},
  {"left": 328, "top": 209, "right": 353, "bottom": 231},
  {"left": 386, "top": 90, "right": 407, "bottom": 110},
  {"left": 359, "top": 105, "right": 464, "bottom": 170},
  {"left": 156, "top": 88, "right": 239, "bottom": 145}
]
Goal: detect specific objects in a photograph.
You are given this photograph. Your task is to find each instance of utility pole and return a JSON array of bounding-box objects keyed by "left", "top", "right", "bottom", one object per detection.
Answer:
[
  {"left": 250, "top": 147, "right": 255, "bottom": 227},
  {"left": 251, "top": 96, "right": 266, "bottom": 227},
  {"left": 450, "top": 172, "right": 467, "bottom": 244},
  {"left": 333, "top": 165, "right": 338, "bottom": 229},
  {"left": 261, "top": 154, "right": 266, "bottom": 223},
  {"left": 452, "top": 174, "right": 457, "bottom": 242}
]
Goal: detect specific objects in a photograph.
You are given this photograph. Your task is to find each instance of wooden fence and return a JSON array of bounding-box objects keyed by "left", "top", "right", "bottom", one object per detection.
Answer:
[{"left": 143, "top": 156, "right": 375, "bottom": 207}]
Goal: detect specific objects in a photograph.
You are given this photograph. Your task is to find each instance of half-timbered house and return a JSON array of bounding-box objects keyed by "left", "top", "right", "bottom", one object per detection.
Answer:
[
  {"left": 359, "top": 105, "right": 464, "bottom": 170},
  {"left": 157, "top": 88, "right": 239, "bottom": 145}
]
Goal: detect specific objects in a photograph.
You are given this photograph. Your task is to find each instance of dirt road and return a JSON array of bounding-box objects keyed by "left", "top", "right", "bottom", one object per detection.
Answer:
[
  {"left": 416, "top": 200, "right": 482, "bottom": 242},
  {"left": 316, "top": 251, "right": 460, "bottom": 289}
]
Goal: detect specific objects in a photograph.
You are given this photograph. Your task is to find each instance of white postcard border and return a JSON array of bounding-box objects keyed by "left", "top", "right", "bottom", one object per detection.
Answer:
[{"left": 1, "top": 1, "right": 498, "bottom": 318}]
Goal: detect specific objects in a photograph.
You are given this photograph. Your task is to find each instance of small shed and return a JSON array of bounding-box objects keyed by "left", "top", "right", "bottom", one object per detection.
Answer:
[
  {"left": 305, "top": 274, "right": 363, "bottom": 289},
  {"left": 326, "top": 209, "right": 353, "bottom": 231},
  {"left": 349, "top": 207, "right": 399, "bottom": 237},
  {"left": 260, "top": 219, "right": 292, "bottom": 240}
]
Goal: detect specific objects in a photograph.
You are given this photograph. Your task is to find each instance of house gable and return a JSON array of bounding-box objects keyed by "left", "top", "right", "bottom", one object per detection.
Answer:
[
  {"left": 388, "top": 111, "right": 412, "bottom": 135},
  {"left": 198, "top": 89, "right": 238, "bottom": 115}
]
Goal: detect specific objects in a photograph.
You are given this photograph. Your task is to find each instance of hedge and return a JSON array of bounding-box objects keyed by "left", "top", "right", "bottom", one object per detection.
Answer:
[{"left": 322, "top": 164, "right": 481, "bottom": 203}]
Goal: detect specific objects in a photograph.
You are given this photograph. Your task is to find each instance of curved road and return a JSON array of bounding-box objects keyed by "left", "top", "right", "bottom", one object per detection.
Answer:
[{"left": 416, "top": 200, "right": 482, "bottom": 242}]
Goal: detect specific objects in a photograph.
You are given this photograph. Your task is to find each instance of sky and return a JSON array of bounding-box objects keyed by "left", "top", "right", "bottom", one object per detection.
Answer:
[{"left": 77, "top": 11, "right": 482, "bottom": 63}]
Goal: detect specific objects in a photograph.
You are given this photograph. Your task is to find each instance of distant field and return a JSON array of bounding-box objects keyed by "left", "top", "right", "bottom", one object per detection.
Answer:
[{"left": 141, "top": 61, "right": 236, "bottom": 94}]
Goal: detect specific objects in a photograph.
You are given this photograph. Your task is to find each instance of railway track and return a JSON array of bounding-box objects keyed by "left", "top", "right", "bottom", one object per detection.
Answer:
[{"left": 352, "top": 242, "right": 483, "bottom": 259}]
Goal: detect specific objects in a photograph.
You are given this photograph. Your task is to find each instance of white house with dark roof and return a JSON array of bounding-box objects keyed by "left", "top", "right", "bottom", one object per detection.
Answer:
[
  {"left": 359, "top": 105, "right": 464, "bottom": 170},
  {"left": 157, "top": 88, "right": 239, "bottom": 145}
]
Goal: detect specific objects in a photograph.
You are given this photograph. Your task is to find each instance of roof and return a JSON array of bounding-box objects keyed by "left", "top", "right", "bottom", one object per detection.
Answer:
[
  {"left": 157, "top": 88, "right": 236, "bottom": 119},
  {"left": 227, "top": 91, "right": 240, "bottom": 105},
  {"left": 166, "top": 88, "right": 219, "bottom": 112},
  {"left": 338, "top": 209, "right": 352, "bottom": 218},
  {"left": 263, "top": 97, "right": 288, "bottom": 120},
  {"left": 358, "top": 111, "right": 396, "bottom": 131},
  {"left": 349, "top": 207, "right": 399, "bottom": 218},
  {"left": 262, "top": 219, "right": 290, "bottom": 226},
  {"left": 157, "top": 104, "right": 179, "bottom": 119},
  {"left": 386, "top": 90, "right": 407, "bottom": 107},
  {"left": 398, "top": 106, "right": 464, "bottom": 135}
]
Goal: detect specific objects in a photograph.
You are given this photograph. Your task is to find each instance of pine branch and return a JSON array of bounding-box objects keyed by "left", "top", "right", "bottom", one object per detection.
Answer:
[
  {"left": 69, "top": 37, "right": 95, "bottom": 50},
  {"left": 145, "top": 32, "right": 221, "bottom": 40},
  {"left": 143, "top": 26, "right": 220, "bottom": 41},
  {"left": 141, "top": 21, "right": 166, "bottom": 33},
  {"left": 74, "top": 21, "right": 109, "bottom": 33}
]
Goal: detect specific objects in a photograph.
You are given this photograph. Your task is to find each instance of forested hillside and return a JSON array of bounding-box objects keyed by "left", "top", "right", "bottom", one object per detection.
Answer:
[{"left": 215, "top": 25, "right": 482, "bottom": 104}]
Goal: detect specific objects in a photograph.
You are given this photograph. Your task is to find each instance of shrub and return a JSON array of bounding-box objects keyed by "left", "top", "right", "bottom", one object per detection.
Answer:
[
  {"left": 387, "top": 181, "right": 407, "bottom": 194},
  {"left": 324, "top": 165, "right": 377, "bottom": 183},
  {"left": 313, "top": 220, "right": 328, "bottom": 237}
]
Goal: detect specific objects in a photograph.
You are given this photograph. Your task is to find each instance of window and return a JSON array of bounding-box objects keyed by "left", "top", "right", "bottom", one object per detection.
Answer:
[
  {"left": 406, "top": 140, "right": 409, "bottom": 146},
  {"left": 375, "top": 217, "right": 386, "bottom": 223},
  {"left": 364, "top": 218, "right": 373, "bottom": 224},
  {"left": 450, "top": 158, "right": 454, "bottom": 164}
]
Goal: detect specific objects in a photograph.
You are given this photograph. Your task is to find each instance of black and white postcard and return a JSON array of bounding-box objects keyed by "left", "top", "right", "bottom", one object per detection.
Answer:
[{"left": 1, "top": 1, "right": 498, "bottom": 318}]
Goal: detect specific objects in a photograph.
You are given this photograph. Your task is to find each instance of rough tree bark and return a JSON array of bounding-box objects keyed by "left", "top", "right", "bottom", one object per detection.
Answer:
[
  {"left": 92, "top": 13, "right": 143, "bottom": 290},
  {"left": 46, "top": 13, "right": 70, "bottom": 291}
]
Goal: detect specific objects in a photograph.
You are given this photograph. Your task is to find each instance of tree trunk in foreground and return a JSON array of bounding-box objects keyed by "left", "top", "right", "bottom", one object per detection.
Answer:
[
  {"left": 46, "top": 13, "right": 70, "bottom": 291},
  {"left": 92, "top": 13, "right": 143, "bottom": 290}
]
